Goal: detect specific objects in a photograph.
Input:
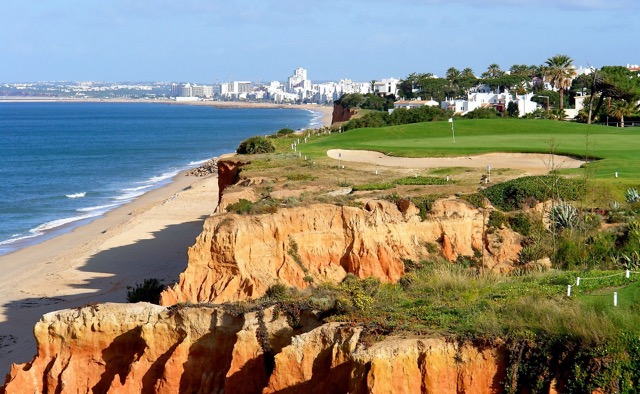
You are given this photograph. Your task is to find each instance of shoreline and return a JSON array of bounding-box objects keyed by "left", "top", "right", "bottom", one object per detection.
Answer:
[
  {"left": 0, "top": 102, "right": 332, "bottom": 256},
  {"left": 0, "top": 105, "right": 333, "bottom": 374},
  {"left": 0, "top": 97, "right": 335, "bottom": 130},
  {"left": 0, "top": 168, "right": 221, "bottom": 373}
]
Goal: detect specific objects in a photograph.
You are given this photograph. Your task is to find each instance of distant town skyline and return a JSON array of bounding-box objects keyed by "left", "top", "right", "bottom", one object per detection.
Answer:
[{"left": 2, "top": 0, "right": 639, "bottom": 83}]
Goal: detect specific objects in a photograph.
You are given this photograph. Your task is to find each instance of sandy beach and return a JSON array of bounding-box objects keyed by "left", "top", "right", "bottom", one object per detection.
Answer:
[{"left": 0, "top": 170, "right": 221, "bottom": 373}]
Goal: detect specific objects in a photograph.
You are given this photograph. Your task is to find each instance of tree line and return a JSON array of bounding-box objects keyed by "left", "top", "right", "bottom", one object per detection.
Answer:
[{"left": 340, "top": 55, "right": 640, "bottom": 125}]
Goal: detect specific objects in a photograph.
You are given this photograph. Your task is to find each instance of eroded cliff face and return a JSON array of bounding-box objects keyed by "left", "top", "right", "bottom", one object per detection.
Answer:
[
  {"left": 331, "top": 103, "right": 357, "bottom": 124},
  {"left": 2, "top": 160, "right": 528, "bottom": 393},
  {"left": 2, "top": 303, "right": 321, "bottom": 394},
  {"left": 3, "top": 303, "right": 509, "bottom": 394},
  {"left": 160, "top": 198, "right": 522, "bottom": 305}
]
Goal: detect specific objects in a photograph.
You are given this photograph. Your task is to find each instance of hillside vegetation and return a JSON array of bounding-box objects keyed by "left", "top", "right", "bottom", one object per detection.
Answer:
[{"left": 230, "top": 118, "right": 640, "bottom": 392}]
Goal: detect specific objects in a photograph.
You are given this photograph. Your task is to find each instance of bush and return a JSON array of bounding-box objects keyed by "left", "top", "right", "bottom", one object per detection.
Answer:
[
  {"left": 237, "top": 136, "right": 276, "bottom": 154},
  {"left": 274, "top": 128, "right": 295, "bottom": 137},
  {"left": 226, "top": 198, "right": 278, "bottom": 215},
  {"left": 226, "top": 199, "right": 254, "bottom": 214},
  {"left": 285, "top": 173, "right": 317, "bottom": 181},
  {"left": 488, "top": 210, "right": 507, "bottom": 229},
  {"left": 508, "top": 213, "right": 533, "bottom": 236},
  {"left": 411, "top": 195, "right": 442, "bottom": 220},
  {"left": 265, "top": 283, "right": 289, "bottom": 300},
  {"left": 482, "top": 175, "right": 585, "bottom": 211},
  {"left": 127, "top": 278, "right": 165, "bottom": 304},
  {"left": 464, "top": 107, "right": 498, "bottom": 119}
]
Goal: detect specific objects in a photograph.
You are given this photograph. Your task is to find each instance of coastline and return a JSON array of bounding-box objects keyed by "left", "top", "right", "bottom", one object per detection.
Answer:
[
  {"left": 0, "top": 169, "right": 220, "bottom": 373},
  {"left": 0, "top": 97, "right": 335, "bottom": 130},
  {"left": 0, "top": 105, "right": 333, "bottom": 374}
]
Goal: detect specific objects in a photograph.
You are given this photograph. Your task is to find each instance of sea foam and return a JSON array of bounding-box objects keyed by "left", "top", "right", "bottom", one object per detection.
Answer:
[{"left": 66, "top": 192, "right": 86, "bottom": 198}]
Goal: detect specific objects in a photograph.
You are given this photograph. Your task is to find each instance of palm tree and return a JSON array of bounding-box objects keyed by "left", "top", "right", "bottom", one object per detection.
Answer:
[
  {"left": 608, "top": 100, "right": 639, "bottom": 127},
  {"left": 445, "top": 67, "right": 461, "bottom": 83},
  {"left": 461, "top": 68, "right": 475, "bottom": 79},
  {"left": 543, "top": 54, "right": 577, "bottom": 110},
  {"left": 481, "top": 63, "right": 504, "bottom": 79}
]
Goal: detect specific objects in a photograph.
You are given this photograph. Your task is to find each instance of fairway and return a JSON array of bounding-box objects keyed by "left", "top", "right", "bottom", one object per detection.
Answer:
[{"left": 303, "top": 119, "right": 640, "bottom": 180}]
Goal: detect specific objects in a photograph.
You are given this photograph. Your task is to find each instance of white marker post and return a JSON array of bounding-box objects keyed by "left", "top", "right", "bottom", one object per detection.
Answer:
[
  {"left": 626, "top": 270, "right": 630, "bottom": 278},
  {"left": 576, "top": 277, "right": 581, "bottom": 286},
  {"left": 487, "top": 165, "right": 491, "bottom": 183},
  {"left": 567, "top": 285, "right": 572, "bottom": 297},
  {"left": 614, "top": 292, "right": 618, "bottom": 307},
  {"left": 448, "top": 117, "right": 455, "bottom": 143}
]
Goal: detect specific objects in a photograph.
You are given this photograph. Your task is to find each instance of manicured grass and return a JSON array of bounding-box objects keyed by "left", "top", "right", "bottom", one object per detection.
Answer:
[
  {"left": 578, "top": 279, "right": 640, "bottom": 310},
  {"left": 296, "top": 119, "right": 640, "bottom": 181}
]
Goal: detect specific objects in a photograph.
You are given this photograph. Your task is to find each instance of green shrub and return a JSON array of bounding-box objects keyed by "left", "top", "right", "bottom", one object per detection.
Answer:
[
  {"left": 274, "top": 128, "right": 295, "bottom": 137},
  {"left": 464, "top": 107, "right": 498, "bottom": 119},
  {"left": 352, "top": 182, "right": 395, "bottom": 191},
  {"left": 508, "top": 213, "right": 533, "bottom": 236},
  {"left": 461, "top": 192, "right": 487, "bottom": 208},
  {"left": 394, "top": 176, "right": 448, "bottom": 186},
  {"left": 285, "top": 173, "right": 317, "bottom": 181},
  {"left": 226, "top": 198, "right": 277, "bottom": 215},
  {"left": 482, "top": 176, "right": 585, "bottom": 211},
  {"left": 488, "top": 210, "right": 507, "bottom": 229},
  {"left": 288, "top": 238, "right": 308, "bottom": 273},
  {"left": 265, "top": 283, "right": 289, "bottom": 300},
  {"left": 411, "top": 195, "right": 442, "bottom": 220},
  {"left": 126, "top": 278, "right": 165, "bottom": 304},
  {"left": 226, "top": 199, "right": 254, "bottom": 214},
  {"left": 237, "top": 136, "right": 276, "bottom": 154}
]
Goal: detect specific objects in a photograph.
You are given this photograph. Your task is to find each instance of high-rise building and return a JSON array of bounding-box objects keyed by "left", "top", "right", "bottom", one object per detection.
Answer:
[
  {"left": 287, "top": 68, "right": 311, "bottom": 92},
  {"left": 171, "top": 83, "right": 214, "bottom": 98}
]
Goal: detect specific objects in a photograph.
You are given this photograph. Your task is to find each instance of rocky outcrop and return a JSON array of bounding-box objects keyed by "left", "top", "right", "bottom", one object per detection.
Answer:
[
  {"left": 2, "top": 303, "right": 321, "bottom": 394},
  {"left": 331, "top": 103, "right": 357, "bottom": 124},
  {"left": 3, "top": 303, "right": 510, "bottom": 394},
  {"left": 216, "top": 158, "right": 248, "bottom": 204},
  {"left": 160, "top": 198, "right": 523, "bottom": 305}
]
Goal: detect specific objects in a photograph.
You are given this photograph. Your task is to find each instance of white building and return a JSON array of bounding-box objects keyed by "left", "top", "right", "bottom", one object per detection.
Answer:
[
  {"left": 220, "top": 81, "right": 252, "bottom": 98},
  {"left": 287, "top": 68, "right": 312, "bottom": 92},
  {"left": 373, "top": 78, "right": 399, "bottom": 97},
  {"left": 441, "top": 87, "right": 538, "bottom": 117},
  {"left": 392, "top": 99, "right": 439, "bottom": 111},
  {"left": 171, "top": 83, "right": 214, "bottom": 99}
]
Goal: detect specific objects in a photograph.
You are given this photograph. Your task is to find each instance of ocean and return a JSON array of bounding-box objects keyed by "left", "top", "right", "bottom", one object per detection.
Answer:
[{"left": 0, "top": 102, "right": 320, "bottom": 255}]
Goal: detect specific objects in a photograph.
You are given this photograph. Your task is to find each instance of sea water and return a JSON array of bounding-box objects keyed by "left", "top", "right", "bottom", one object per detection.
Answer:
[{"left": 0, "top": 102, "right": 318, "bottom": 255}]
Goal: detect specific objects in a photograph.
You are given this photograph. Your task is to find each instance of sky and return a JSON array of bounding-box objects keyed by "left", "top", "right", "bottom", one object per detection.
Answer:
[{"left": 2, "top": 0, "right": 639, "bottom": 83}]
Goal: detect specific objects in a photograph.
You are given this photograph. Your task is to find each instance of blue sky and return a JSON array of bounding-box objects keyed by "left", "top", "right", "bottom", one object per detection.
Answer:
[{"left": 1, "top": 0, "right": 638, "bottom": 83}]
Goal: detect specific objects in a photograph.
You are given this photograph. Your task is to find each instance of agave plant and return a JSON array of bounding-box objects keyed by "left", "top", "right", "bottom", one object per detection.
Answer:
[
  {"left": 626, "top": 188, "right": 640, "bottom": 203},
  {"left": 550, "top": 201, "right": 578, "bottom": 230},
  {"left": 614, "top": 251, "right": 640, "bottom": 270},
  {"left": 609, "top": 200, "right": 621, "bottom": 211}
]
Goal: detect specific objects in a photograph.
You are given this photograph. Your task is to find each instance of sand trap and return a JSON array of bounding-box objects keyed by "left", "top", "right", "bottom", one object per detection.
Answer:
[{"left": 327, "top": 149, "right": 586, "bottom": 174}]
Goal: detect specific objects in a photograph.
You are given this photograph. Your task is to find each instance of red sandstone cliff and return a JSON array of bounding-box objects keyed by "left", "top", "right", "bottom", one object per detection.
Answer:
[
  {"left": 331, "top": 103, "right": 357, "bottom": 124},
  {"left": 160, "top": 198, "right": 522, "bottom": 305},
  {"left": 3, "top": 303, "right": 509, "bottom": 394},
  {"left": 2, "top": 160, "right": 530, "bottom": 393}
]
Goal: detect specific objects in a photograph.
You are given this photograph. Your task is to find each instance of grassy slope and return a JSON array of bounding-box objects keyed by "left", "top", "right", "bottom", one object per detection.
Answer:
[
  {"left": 245, "top": 119, "right": 640, "bottom": 388},
  {"left": 300, "top": 118, "right": 640, "bottom": 181}
]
